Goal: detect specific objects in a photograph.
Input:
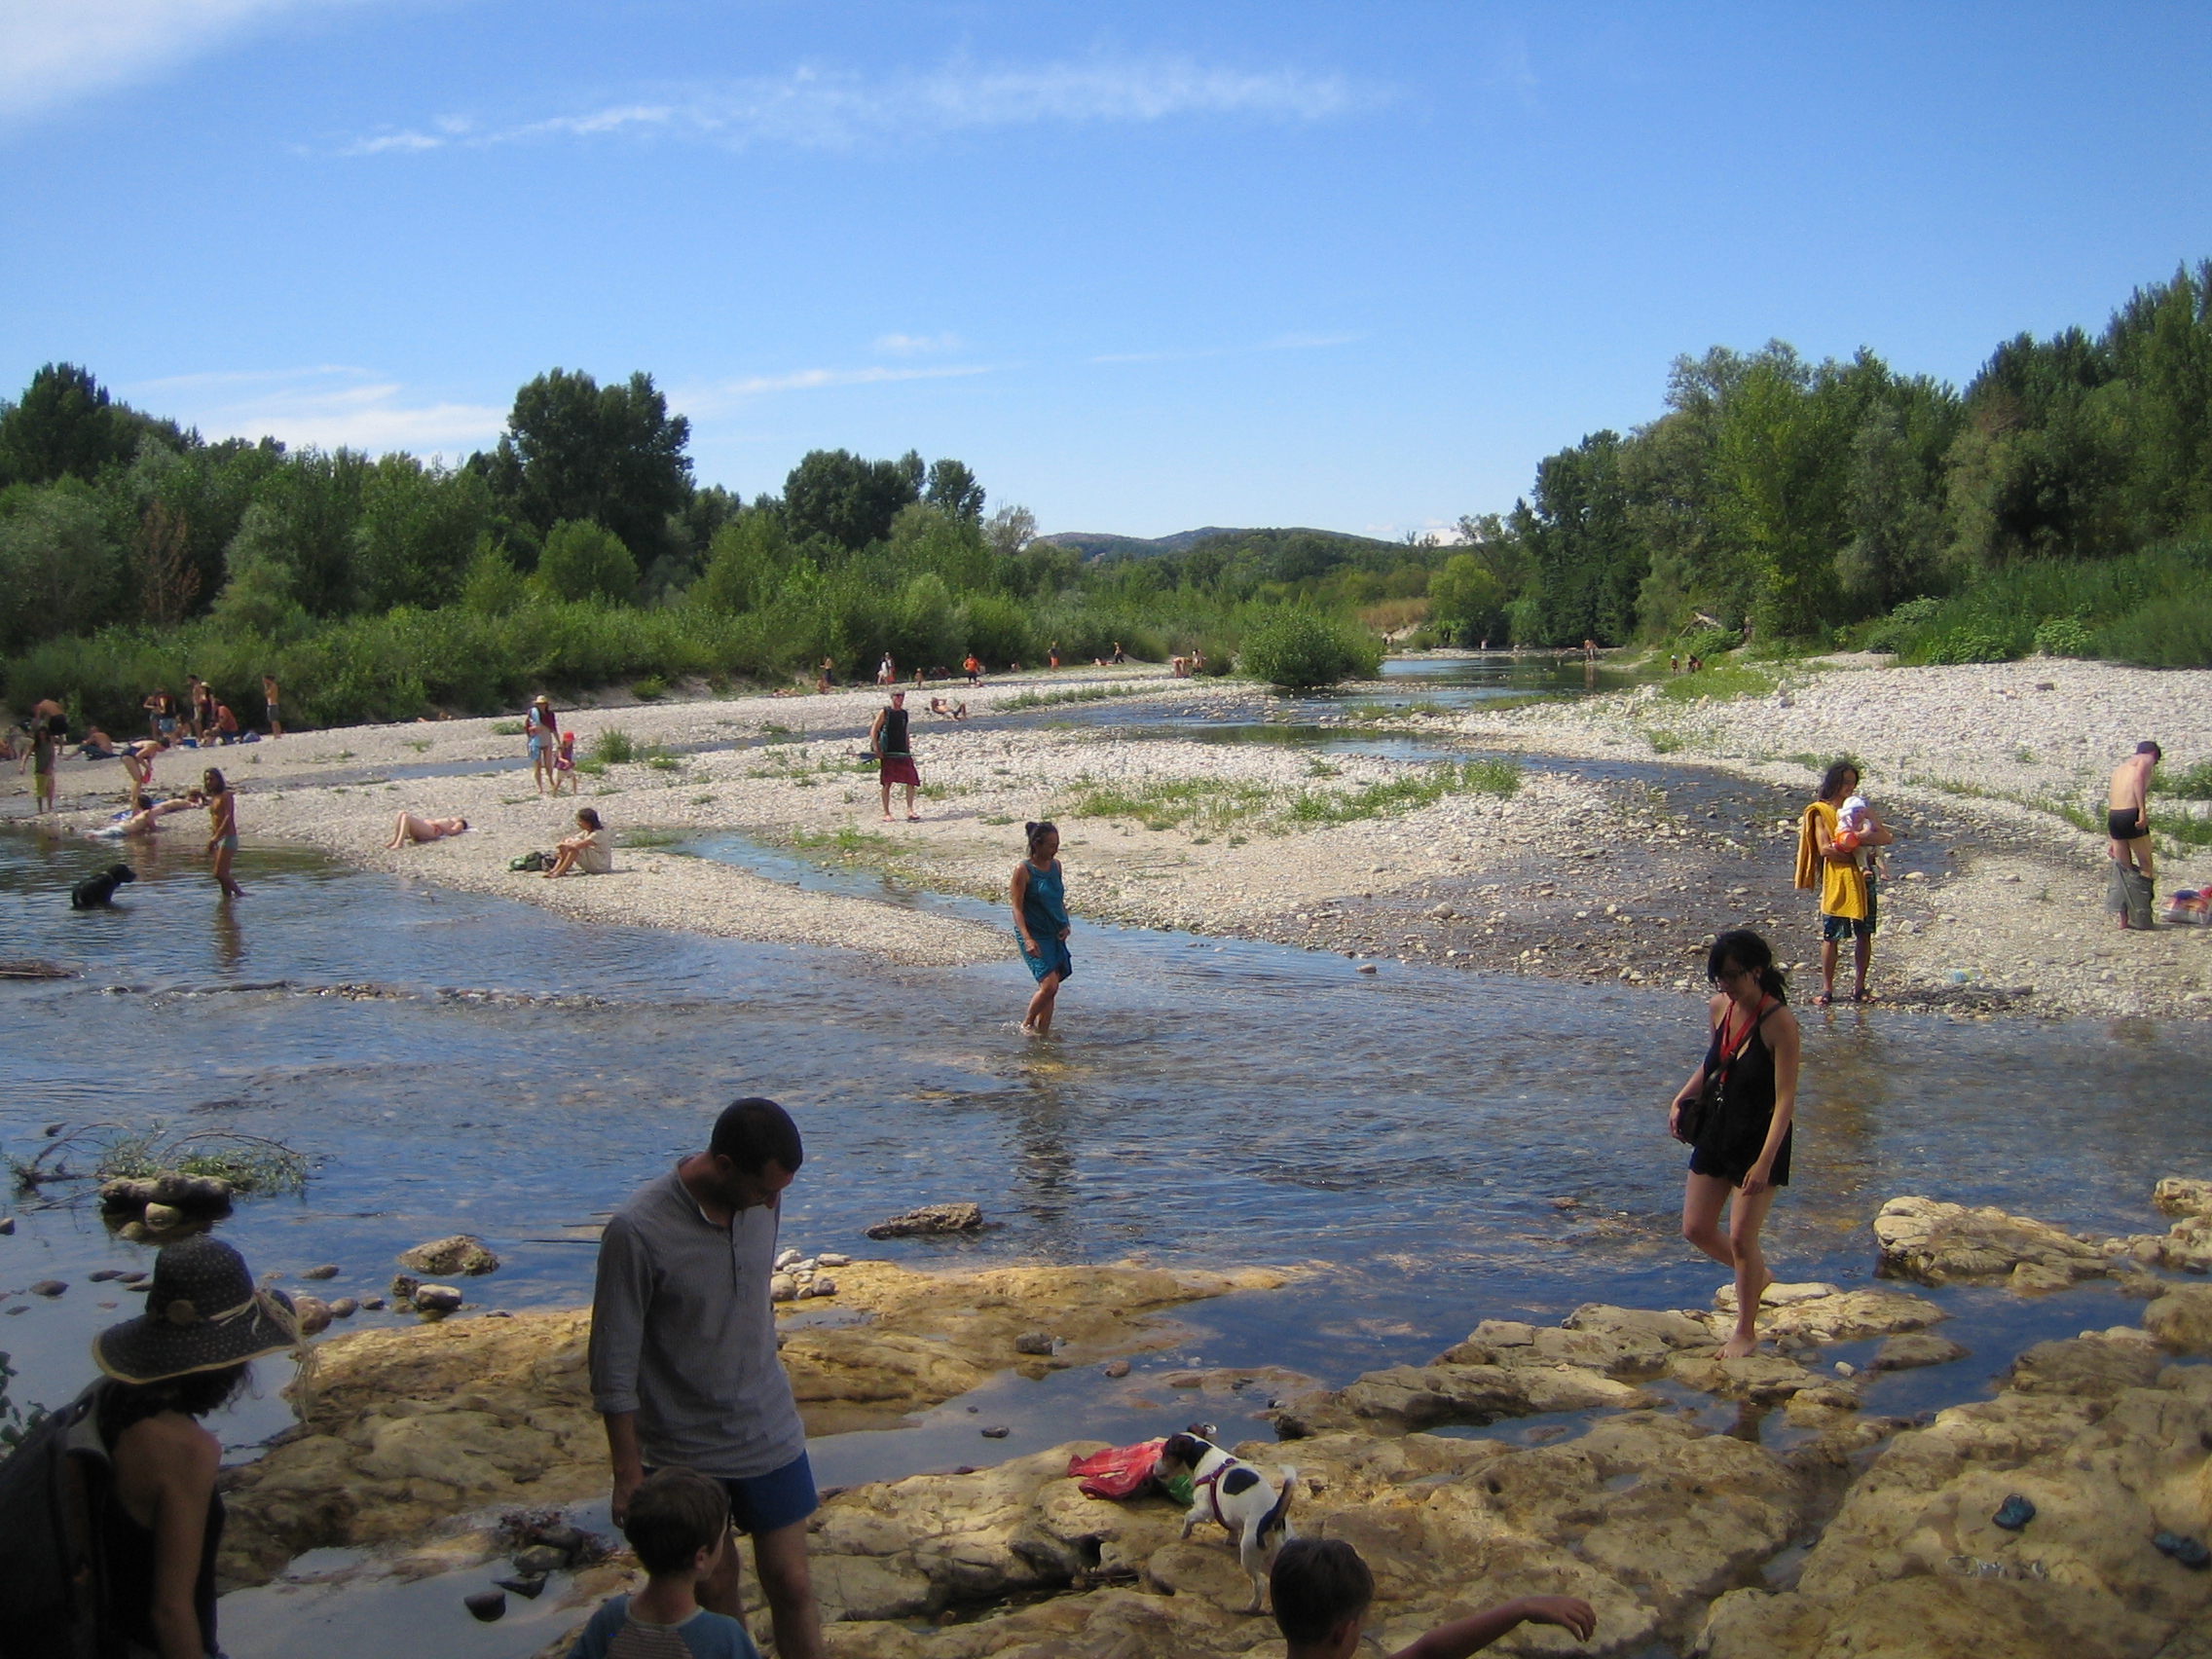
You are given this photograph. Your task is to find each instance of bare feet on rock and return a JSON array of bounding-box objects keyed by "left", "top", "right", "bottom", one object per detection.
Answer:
[{"left": 1718, "top": 1330, "right": 1759, "bottom": 1359}]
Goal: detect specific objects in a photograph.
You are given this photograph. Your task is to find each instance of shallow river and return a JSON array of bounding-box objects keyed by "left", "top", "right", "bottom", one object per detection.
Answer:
[{"left": 2, "top": 672, "right": 2205, "bottom": 1655}]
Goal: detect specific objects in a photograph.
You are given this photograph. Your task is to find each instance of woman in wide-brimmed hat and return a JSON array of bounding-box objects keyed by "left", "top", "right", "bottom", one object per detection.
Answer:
[{"left": 90, "top": 1234, "right": 303, "bottom": 1659}]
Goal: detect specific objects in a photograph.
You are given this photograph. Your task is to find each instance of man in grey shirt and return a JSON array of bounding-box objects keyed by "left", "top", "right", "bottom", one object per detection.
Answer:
[{"left": 590, "top": 1096, "right": 823, "bottom": 1658}]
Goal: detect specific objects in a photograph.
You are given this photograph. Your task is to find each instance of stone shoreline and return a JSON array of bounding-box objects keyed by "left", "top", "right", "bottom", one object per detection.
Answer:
[
  {"left": 9, "top": 657, "right": 2208, "bottom": 1017},
  {"left": 214, "top": 1182, "right": 2212, "bottom": 1659}
]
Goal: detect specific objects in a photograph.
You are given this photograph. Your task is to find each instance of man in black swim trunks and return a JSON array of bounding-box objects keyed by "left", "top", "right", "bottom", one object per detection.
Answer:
[{"left": 2107, "top": 740, "right": 2161, "bottom": 904}]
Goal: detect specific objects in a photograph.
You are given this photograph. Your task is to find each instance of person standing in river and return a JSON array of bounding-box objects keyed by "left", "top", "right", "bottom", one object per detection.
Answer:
[
  {"left": 1796, "top": 760, "right": 1891, "bottom": 1006},
  {"left": 1668, "top": 929, "right": 1800, "bottom": 1358},
  {"left": 203, "top": 767, "right": 244, "bottom": 899},
  {"left": 590, "top": 1096, "right": 825, "bottom": 1659},
  {"left": 867, "top": 690, "right": 920, "bottom": 821},
  {"left": 2107, "top": 741, "right": 2162, "bottom": 908},
  {"left": 1012, "top": 820, "right": 1071, "bottom": 1035}
]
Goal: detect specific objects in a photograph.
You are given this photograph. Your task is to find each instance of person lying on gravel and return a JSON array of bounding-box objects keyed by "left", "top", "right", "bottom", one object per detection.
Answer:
[
  {"left": 1270, "top": 1537, "right": 1594, "bottom": 1658},
  {"left": 386, "top": 811, "right": 468, "bottom": 848},
  {"left": 569, "top": 1467, "right": 760, "bottom": 1659}
]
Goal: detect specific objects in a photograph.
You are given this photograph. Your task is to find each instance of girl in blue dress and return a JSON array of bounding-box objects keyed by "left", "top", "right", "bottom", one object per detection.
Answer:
[{"left": 1011, "top": 821, "right": 1071, "bottom": 1034}]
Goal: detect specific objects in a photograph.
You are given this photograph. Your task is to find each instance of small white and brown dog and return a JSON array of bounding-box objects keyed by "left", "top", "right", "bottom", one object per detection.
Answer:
[{"left": 1156, "top": 1431, "right": 1298, "bottom": 1613}]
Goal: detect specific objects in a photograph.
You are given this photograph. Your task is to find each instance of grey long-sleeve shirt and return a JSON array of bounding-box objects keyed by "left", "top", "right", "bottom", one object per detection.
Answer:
[{"left": 587, "top": 1168, "right": 807, "bottom": 1480}]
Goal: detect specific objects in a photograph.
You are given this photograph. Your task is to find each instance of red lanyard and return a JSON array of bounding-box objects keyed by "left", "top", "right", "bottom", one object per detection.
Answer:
[{"left": 1713, "top": 995, "right": 1772, "bottom": 1080}]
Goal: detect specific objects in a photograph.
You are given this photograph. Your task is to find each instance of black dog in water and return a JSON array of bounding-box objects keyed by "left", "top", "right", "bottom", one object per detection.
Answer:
[{"left": 71, "top": 865, "right": 137, "bottom": 908}]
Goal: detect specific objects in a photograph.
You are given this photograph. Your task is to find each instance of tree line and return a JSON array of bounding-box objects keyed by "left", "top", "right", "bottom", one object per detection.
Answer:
[{"left": 1423, "top": 260, "right": 2212, "bottom": 657}]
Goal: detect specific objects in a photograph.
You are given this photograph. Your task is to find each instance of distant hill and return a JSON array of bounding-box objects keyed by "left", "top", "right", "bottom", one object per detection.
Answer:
[{"left": 1038, "top": 527, "right": 1398, "bottom": 561}]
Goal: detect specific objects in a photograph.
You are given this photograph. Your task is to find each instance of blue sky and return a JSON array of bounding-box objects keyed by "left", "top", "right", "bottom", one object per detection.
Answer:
[{"left": 4, "top": 3, "right": 2209, "bottom": 539}]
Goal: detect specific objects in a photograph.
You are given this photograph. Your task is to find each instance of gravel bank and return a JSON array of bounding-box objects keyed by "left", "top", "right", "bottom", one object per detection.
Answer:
[{"left": 12, "top": 658, "right": 2207, "bottom": 1018}]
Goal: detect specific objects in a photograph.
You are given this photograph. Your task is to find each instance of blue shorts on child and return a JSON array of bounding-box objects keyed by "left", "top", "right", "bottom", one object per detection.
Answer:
[{"left": 569, "top": 1595, "right": 760, "bottom": 1659}]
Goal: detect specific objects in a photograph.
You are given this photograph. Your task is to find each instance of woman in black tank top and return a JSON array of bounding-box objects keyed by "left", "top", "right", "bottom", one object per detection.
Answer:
[{"left": 1665, "top": 929, "right": 1802, "bottom": 1358}]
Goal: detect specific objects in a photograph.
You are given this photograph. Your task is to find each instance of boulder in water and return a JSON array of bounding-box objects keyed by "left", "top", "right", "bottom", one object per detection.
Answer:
[
  {"left": 396, "top": 1235, "right": 500, "bottom": 1276},
  {"left": 865, "top": 1202, "right": 984, "bottom": 1239}
]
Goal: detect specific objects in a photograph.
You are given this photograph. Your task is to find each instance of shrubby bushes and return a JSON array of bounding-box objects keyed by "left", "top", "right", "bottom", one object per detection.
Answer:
[
  {"left": 1237, "top": 608, "right": 1384, "bottom": 688},
  {"left": 1855, "top": 539, "right": 2212, "bottom": 668}
]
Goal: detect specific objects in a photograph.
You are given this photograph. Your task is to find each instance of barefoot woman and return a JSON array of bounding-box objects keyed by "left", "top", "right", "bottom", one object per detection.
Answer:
[
  {"left": 1011, "top": 821, "right": 1070, "bottom": 1035},
  {"left": 1668, "top": 929, "right": 1799, "bottom": 1357}
]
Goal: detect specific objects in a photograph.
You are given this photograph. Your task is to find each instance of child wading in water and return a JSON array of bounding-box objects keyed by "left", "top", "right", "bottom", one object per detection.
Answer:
[
  {"left": 1668, "top": 929, "right": 1800, "bottom": 1356},
  {"left": 1011, "top": 821, "right": 1070, "bottom": 1035},
  {"left": 203, "top": 768, "right": 245, "bottom": 898}
]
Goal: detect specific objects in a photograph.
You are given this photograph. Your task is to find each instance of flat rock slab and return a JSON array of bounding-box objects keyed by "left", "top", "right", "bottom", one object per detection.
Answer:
[
  {"left": 1710, "top": 1283, "right": 1946, "bottom": 1343},
  {"left": 1665, "top": 1350, "right": 1833, "bottom": 1405},
  {"left": 2153, "top": 1177, "right": 2212, "bottom": 1219},
  {"left": 1272, "top": 1361, "right": 1652, "bottom": 1438},
  {"left": 215, "top": 1260, "right": 1280, "bottom": 1589},
  {"left": 1698, "top": 1339, "right": 2212, "bottom": 1658},
  {"left": 395, "top": 1235, "right": 500, "bottom": 1276},
  {"left": 1870, "top": 1332, "right": 1970, "bottom": 1373},
  {"left": 1873, "top": 1196, "right": 2112, "bottom": 1287},
  {"left": 2142, "top": 1283, "right": 2212, "bottom": 1355}
]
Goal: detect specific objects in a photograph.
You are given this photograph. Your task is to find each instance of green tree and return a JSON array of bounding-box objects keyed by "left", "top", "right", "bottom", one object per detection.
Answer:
[
  {"left": 782, "top": 449, "right": 921, "bottom": 550},
  {"left": 0, "top": 363, "right": 180, "bottom": 486},
  {"left": 535, "top": 519, "right": 638, "bottom": 605},
  {"left": 354, "top": 456, "right": 490, "bottom": 610},
  {"left": 924, "top": 458, "right": 985, "bottom": 522},
  {"left": 0, "top": 481, "right": 126, "bottom": 647},
  {"left": 691, "top": 510, "right": 790, "bottom": 613},
  {"left": 1426, "top": 553, "right": 1506, "bottom": 643},
  {"left": 1523, "top": 430, "right": 1641, "bottom": 645},
  {"left": 477, "top": 369, "right": 693, "bottom": 569},
  {"left": 459, "top": 540, "right": 528, "bottom": 615},
  {"left": 1238, "top": 607, "right": 1382, "bottom": 687},
  {"left": 210, "top": 501, "right": 309, "bottom": 637}
]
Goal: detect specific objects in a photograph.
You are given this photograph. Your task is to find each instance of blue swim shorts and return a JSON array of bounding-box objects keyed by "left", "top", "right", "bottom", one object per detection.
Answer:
[{"left": 647, "top": 1451, "right": 818, "bottom": 1536}]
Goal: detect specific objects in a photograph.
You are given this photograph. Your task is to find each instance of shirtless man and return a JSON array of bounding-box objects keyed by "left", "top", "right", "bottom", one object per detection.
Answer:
[{"left": 2108, "top": 741, "right": 2161, "bottom": 891}]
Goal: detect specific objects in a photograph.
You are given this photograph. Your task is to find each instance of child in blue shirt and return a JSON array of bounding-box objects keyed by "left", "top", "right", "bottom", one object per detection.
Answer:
[{"left": 570, "top": 1468, "right": 761, "bottom": 1659}]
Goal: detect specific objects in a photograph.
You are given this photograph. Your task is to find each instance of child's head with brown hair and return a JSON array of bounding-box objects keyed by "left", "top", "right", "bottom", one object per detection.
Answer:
[
  {"left": 577, "top": 807, "right": 602, "bottom": 831},
  {"left": 1271, "top": 1538, "right": 1374, "bottom": 1657},
  {"left": 202, "top": 768, "right": 227, "bottom": 796},
  {"left": 621, "top": 1467, "right": 729, "bottom": 1580}
]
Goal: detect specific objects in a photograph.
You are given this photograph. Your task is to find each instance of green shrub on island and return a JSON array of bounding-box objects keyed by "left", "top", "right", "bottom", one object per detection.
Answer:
[
  {"left": 632, "top": 674, "right": 667, "bottom": 700},
  {"left": 591, "top": 727, "right": 636, "bottom": 765},
  {"left": 1237, "top": 608, "right": 1383, "bottom": 688}
]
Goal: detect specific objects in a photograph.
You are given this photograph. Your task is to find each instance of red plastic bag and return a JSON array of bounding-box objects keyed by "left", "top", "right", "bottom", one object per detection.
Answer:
[{"left": 1067, "top": 1438, "right": 1165, "bottom": 1500}]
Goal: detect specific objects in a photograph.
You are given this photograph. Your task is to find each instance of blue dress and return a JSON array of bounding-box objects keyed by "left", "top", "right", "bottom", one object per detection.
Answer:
[{"left": 1018, "top": 859, "right": 1072, "bottom": 983}]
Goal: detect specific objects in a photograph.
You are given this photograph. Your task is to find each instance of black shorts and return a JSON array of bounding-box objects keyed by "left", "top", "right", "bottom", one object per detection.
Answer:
[
  {"left": 2109, "top": 808, "right": 2147, "bottom": 841},
  {"left": 1690, "top": 1122, "right": 1792, "bottom": 1189}
]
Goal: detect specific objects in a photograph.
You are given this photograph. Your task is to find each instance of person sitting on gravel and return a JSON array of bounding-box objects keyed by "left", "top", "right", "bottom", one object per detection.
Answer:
[
  {"left": 387, "top": 811, "right": 468, "bottom": 847},
  {"left": 925, "top": 696, "right": 968, "bottom": 720},
  {"left": 1270, "top": 1538, "right": 1595, "bottom": 1658},
  {"left": 545, "top": 807, "right": 614, "bottom": 877},
  {"left": 569, "top": 1467, "right": 760, "bottom": 1659}
]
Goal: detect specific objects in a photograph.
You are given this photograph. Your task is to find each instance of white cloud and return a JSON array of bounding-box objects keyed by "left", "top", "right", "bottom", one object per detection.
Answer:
[
  {"left": 0, "top": 0, "right": 360, "bottom": 126},
  {"left": 127, "top": 366, "right": 504, "bottom": 455},
  {"left": 331, "top": 55, "right": 1380, "bottom": 156},
  {"left": 874, "top": 332, "right": 961, "bottom": 356},
  {"left": 676, "top": 361, "right": 992, "bottom": 418}
]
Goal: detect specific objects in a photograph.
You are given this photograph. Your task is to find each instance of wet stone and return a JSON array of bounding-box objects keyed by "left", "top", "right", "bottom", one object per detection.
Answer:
[{"left": 1870, "top": 1332, "right": 1969, "bottom": 1373}]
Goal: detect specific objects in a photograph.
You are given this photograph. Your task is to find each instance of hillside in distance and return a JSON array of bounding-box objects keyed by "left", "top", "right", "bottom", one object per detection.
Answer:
[{"left": 1039, "top": 526, "right": 1399, "bottom": 561}]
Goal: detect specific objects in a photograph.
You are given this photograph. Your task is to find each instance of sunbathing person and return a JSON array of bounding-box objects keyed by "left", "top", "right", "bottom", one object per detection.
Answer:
[
  {"left": 387, "top": 812, "right": 469, "bottom": 848},
  {"left": 926, "top": 696, "right": 969, "bottom": 719}
]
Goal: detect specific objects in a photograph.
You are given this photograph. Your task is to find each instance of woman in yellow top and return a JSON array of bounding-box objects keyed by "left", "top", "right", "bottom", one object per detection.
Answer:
[{"left": 1795, "top": 761, "right": 1893, "bottom": 1006}]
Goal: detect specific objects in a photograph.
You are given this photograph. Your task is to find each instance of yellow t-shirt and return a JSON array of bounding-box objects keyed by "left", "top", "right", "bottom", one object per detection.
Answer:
[{"left": 1796, "top": 801, "right": 1867, "bottom": 920}]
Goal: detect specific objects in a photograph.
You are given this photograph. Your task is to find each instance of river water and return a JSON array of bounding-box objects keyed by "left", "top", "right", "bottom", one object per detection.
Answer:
[{"left": 3, "top": 668, "right": 2206, "bottom": 1655}]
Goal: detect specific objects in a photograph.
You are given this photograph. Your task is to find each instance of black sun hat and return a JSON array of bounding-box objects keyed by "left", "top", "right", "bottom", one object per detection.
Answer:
[{"left": 92, "top": 1235, "right": 302, "bottom": 1385}]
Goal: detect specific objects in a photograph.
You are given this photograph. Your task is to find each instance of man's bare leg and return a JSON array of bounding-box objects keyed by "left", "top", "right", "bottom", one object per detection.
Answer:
[
  {"left": 1818, "top": 938, "right": 1840, "bottom": 1004},
  {"left": 1853, "top": 934, "right": 1872, "bottom": 1000},
  {"left": 752, "top": 1519, "right": 825, "bottom": 1659},
  {"left": 698, "top": 1522, "right": 749, "bottom": 1620}
]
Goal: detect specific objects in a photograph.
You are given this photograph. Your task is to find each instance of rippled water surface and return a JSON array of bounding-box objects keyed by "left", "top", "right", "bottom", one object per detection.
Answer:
[{"left": 4, "top": 793, "right": 2207, "bottom": 1655}]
